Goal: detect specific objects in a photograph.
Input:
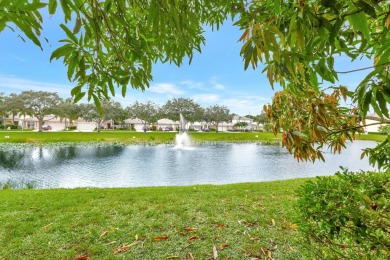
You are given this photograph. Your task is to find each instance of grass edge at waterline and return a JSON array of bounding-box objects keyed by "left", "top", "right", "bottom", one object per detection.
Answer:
[{"left": 0, "top": 131, "right": 385, "bottom": 144}]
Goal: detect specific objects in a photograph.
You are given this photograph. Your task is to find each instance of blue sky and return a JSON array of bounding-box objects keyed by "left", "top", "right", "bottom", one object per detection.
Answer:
[{"left": 0, "top": 11, "right": 372, "bottom": 115}]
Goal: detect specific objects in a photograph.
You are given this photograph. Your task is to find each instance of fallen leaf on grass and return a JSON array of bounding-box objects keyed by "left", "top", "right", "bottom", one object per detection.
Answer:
[
  {"left": 166, "top": 256, "right": 179, "bottom": 259},
  {"left": 289, "top": 223, "right": 298, "bottom": 229},
  {"left": 216, "top": 224, "right": 225, "bottom": 228},
  {"left": 75, "top": 254, "right": 89, "bottom": 260},
  {"left": 154, "top": 235, "right": 169, "bottom": 241},
  {"left": 271, "top": 219, "right": 275, "bottom": 226},
  {"left": 41, "top": 223, "right": 53, "bottom": 231},
  {"left": 220, "top": 244, "right": 228, "bottom": 250},
  {"left": 239, "top": 220, "right": 258, "bottom": 227},
  {"left": 184, "top": 227, "right": 197, "bottom": 232},
  {"left": 113, "top": 242, "right": 138, "bottom": 254},
  {"left": 187, "top": 236, "right": 200, "bottom": 241},
  {"left": 212, "top": 246, "right": 218, "bottom": 260},
  {"left": 100, "top": 227, "right": 119, "bottom": 237},
  {"left": 250, "top": 237, "right": 260, "bottom": 241}
]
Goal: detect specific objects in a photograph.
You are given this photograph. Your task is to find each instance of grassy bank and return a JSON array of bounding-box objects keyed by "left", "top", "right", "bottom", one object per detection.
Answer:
[
  {"left": 0, "top": 130, "right": 385, "bottom": 144},
  {"left": 0, "top": 179, "right": 307, "bottom": 259}
]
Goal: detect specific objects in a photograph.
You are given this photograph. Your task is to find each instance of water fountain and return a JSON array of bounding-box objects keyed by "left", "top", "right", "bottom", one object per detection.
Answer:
[{"left": 174, "top": 113, "right": 192, "bottom": 149}]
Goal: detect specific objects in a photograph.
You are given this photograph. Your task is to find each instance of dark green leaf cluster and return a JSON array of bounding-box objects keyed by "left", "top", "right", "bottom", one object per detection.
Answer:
[{"left": 297, "top": 168, "right": 390, "bottom": 259}]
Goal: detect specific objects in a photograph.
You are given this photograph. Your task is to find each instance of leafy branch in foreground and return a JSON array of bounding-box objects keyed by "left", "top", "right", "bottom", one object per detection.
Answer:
[{"left": 235, "top": 0, "right": 390, "bottom": 167}]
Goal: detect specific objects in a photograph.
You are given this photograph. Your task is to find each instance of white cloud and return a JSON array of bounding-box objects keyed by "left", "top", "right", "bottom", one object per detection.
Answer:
[
  {"left": 214, "top": 83, "right": 225, "bottom": 90},
  {"left": 0, "top": 76, "right": 73, "bottom": 96},
  {"left": 220, "top": 98, "right": 266, "bottom": 115},
  {"left": 192, "top": 94, "right": 220, "bottom": 103},
  {"left": 180, "top": 80, "right": 206, "bottom": 90},
  {"left": 149, "top": 83, "right": 184, "bottom": 95}
]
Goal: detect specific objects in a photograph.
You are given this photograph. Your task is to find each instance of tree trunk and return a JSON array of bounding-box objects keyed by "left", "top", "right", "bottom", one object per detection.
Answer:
[
  {"left": 215, "top": 122, "right": 219, "bottom": 133},
  {"left": 38, "top": 118, "right": 43, "bottom": 132}
]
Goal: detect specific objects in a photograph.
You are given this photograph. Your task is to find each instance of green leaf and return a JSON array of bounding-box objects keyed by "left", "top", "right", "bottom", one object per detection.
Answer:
[
  {"left": 73, "top": 92, "right": 86, "bottom": 103},
  {"left": 60, "top": 24, "right": 78, "bottom": 43},
  {"left": 49, "top": 0, "right": 58, "bottom": 14},
  {"left": 348, "top": 12, "right": 370, "bottom": 41},
  {"left": 59, "top": 0, "right": 71, "bottom": 22},
  {"left": 71, "top": 85, "right": 82, "bottom": 96},
  {"left": 371, "top": 92, "right": 383, "bottom": 118},
  {"left": 11, "top": 17, "right": 42, "bottom": 50},
  {"left": 329, "top": 18, "right": 343, "bottom": 45},
  {"left": 362, "top": 89, "right": 372, "bottom": 114},
  {"left": 314, "top": 59, "right": 334, "bottom": 83},
  {"left": 108, "top": 81, "right": 115, "bottom": 97},
  {"left": 50, "top": 44, "right": 74, "bottom": 61},
  {"left": 376, "top": 91, "right": 389, "bottom": 118},
  {"left": 356, "top": 0, "right": 377, "bottom": 18},
  {"left": 93, "top": 95, "right": 104, "bottom": 114},
  {"left": 73, "top": 17, "right": 81, "bottom": 34}
]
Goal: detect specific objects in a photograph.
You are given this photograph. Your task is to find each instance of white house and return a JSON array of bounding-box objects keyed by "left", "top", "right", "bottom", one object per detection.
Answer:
[
  {"left": 157, "top": 118, "right": 178, "bottom": 131},
  {"left": 124, "top": 118, "right": 145, "bottom": 132}
]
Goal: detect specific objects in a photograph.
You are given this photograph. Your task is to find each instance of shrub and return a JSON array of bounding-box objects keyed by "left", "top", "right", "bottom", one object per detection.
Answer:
[
  {"left": 5, "top": 124, "right": 18, "bottom": 129},
  {"left": 150, "top": 125, "right": 157, "bottom": 131},
  {"left": 209, "top": 127, "right": 216, "bottom": 132},
  {"left": 296, "top": 168, "right": 390, "bottom": 259},
  {"left": 68, "top": 126, "right": 77, "bottom": 130}
]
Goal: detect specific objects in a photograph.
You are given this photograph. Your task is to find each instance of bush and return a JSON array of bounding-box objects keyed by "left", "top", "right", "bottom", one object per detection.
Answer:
[
  {"left": 297, "top": 168, "right": 390, "bottom": 259},
  {"left": 67, "top": 126, "right": 77, "bottom": 130},
  {"left": 209, "top": 127, "right": 216, "bottom": 132},
  {"left": 150, "top": 125, "right": 157, "bottom": 131},
  {"left": 5, "top": 124, "right": 18, "bottom": 129}
]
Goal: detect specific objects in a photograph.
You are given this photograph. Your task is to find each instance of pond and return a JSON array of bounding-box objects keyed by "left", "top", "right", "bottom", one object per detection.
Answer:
[{"left": 0, "top": 141, "right": 377, "bottom": 189}]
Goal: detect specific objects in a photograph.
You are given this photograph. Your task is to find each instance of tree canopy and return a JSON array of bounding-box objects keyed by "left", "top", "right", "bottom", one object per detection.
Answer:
[{"left": 1, "top": 0, "right": 389, "bottom": 168}]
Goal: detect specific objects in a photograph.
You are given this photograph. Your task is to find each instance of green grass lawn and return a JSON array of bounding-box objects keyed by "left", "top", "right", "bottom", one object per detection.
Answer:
[
  {"left": 0, "top": 130, "right": 385, "bottom": 144},
  {"left": 0, "top": 179, "right": 307, "bottom": 259},
  {"left": 0, "top": 131, "right": 280, "bottom": 144}
]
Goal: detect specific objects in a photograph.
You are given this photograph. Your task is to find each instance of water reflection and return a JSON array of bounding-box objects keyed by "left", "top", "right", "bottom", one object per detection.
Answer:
[{"left": 0, "top": 141, "right": 378, "bottom": 189}]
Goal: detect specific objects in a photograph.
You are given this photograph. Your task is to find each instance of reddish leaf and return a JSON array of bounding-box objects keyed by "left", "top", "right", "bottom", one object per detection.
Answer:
[
  {"left": 220, "top": 244, "right": 228, "bottom": 250},
  {"left": 154, "top": 236, "right": 169, "bottom": 241},
  {"left": 75, "top": 255, "right": 89, "bottom": 260},
  {"left": 184, "top": 227, "right": 197, "bottom": 233},
  {"left": 216, "top": 224, "right": 225, "bottom": 228},
  {"left": 187, "top": 235, "right": 200, "bottom": 241}
]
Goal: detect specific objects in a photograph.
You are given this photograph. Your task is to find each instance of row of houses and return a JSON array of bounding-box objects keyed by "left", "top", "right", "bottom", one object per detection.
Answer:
[{"left": 3, "top": 115, "right": 263, "bottom": 132}]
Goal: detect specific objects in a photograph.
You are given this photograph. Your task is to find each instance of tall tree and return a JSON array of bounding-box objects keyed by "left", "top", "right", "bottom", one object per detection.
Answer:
[
  {"left": 4, "top": 93, "right": 22, "bottom": 125},
  {"left": 18, "top": 91, "right": 63, "bottom": 132},
  {"left": 162, "top": 98, "right": 203, "bottom": 123},
  {"left": 0, "top": 92, "right": 6, "bottom": 126},
  {"left": 54, "top": 98, "right": 81, "bottom": 128},
  {"left": 127, "top": 101, "right": 159, "bottom": 132},
  {"left": 204, "top": 105, "right": 231, "bottom": 133}
]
